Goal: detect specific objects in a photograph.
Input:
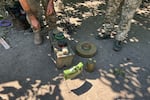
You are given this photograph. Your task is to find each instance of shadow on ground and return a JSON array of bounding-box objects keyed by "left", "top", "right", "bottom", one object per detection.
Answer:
[{"left": 0, "top": 0, "right": 150, "bottom": 100}]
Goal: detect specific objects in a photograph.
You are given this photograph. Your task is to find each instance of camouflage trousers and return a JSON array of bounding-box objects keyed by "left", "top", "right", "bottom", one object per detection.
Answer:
[
  {"left": 100, "top": 0, "right": 142, "bottom": 41},
  {"left": 26, "top": 0, "right": 57, "bottom": 32}
]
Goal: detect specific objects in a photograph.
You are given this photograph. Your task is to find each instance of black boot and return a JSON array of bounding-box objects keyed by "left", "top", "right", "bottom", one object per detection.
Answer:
[
  {"left": 113, "top": 40, "right": 123, "bottom": 52},
  {"left": 95, "top": 34, "right": 111, "bottom": 40}
]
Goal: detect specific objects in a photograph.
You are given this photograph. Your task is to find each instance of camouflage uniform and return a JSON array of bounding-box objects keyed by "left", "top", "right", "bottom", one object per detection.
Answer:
[
  {"left": 0, "top": 0, "right": 17, "bottom": 16},
  {"left": 26, "top": 0, "right": 57, "bottom": 30},
  {"left": 99, "top": 0, "right": 142, "bottom": 41}
]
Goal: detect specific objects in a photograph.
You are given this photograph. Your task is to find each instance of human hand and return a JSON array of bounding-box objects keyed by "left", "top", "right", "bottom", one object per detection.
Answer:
[
  {"left": 30, "top": 15, "right": 40, "bottom": 30},
  {"left": 46, "top": 3, "right": 55, "bottom": 16}
]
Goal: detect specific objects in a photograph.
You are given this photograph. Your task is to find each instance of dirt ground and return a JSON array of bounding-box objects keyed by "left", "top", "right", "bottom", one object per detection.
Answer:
[{"left": 0, "top": 0, "right": 150, "bottom": 100}]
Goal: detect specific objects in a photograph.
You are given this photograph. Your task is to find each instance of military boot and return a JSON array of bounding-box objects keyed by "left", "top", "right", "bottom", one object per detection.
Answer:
[
  {"left": 113, "top": 40, "right": 123, "bottom": 52},
  {"left": 95, "top": 34, "right": 111, "bottom": 40},
  {"left": 34, "top": 31, "right": 43, "bottom": 45}
]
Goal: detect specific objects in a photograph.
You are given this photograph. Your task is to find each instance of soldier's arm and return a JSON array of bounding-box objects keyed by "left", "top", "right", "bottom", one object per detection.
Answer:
[
  {"left": 48, "top": 0, "right": 54, "bottom": 4},
  {"left": 19, "top": 0, "right": 40, "bottom": 30},
  {"left": 47, "top": 0, "right": 55, "bottom": 16},
  {"left": 18, "top": 0, "right": 32, "bottom": 15}
]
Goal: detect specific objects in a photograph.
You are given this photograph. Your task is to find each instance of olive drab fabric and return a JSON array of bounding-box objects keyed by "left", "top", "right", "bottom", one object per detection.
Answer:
[
  {"left": 1, "top": 0, "right": 18, "bottom": 7},
  {"left": 100, "top": 0, "right": 142, "bottom": 41},
  {"left": 26, "top": 0, "right": 57, "bottom": 30}
]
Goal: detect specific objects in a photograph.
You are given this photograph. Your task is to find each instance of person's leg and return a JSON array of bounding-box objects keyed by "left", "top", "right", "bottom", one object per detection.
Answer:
[
  {"left": 41, "top": 0, "right": 57, "bottom": 30},
  {"left": 113, "top": 0, "right": 142, "bottom": 51},
  {"left": 46, "top": 13, "right": 57, "bottom": 30},
  {"left": 26, "top": 0, "right": 43, "bottom": 45},
  {"left": 26, "top": 15, "right": 43, "bottom": 45},
  {"left": 97, "top": 0, "right": 123, "bottom": 39}
]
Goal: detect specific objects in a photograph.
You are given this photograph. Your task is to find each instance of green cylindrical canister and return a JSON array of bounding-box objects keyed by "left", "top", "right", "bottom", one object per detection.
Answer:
[{"left": 86, "top": 58, "right": 96, "bottom": 72}]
